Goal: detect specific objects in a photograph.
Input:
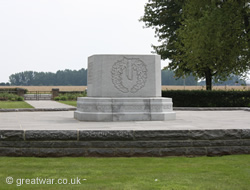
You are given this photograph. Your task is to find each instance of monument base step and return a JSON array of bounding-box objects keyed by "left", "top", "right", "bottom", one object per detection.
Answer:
[{"left": 74, "top": 97, "right": 176, "bottom": 121}]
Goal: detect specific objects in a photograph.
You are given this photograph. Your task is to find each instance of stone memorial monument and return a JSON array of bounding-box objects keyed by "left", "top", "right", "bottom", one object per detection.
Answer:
[{"left": 74, "top": 54, "right": 176, "bottom": 121}]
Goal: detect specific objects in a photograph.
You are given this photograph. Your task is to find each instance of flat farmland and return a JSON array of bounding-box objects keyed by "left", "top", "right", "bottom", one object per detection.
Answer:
[
  {"left": 1, "top": 86, "right": 250, "bottom": 91},
  {"left": 162, "top": 85, "right": 250, "bottom": 91}
]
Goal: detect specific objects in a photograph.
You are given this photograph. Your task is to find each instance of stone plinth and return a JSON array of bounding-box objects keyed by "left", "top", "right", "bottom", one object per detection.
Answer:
[
  {"left": 74, "top": 97, "right": 175, "bottom": 121},
  {"left": 74, "top": 54, "right": 176, "bottom": 121}
]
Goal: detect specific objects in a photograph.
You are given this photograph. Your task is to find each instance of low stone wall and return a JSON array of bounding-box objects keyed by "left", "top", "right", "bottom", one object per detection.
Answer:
[{"left": 0, "top": 129, "right": 250, "bottom": 157}]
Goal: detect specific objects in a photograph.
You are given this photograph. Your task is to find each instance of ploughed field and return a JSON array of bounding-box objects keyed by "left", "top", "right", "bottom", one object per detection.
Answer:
[{"left": 0, "top": 86, "right": 249, "bottom": 91}]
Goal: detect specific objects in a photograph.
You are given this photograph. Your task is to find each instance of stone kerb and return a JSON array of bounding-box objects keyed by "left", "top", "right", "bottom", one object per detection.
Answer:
[{"left": 1, "top": 129, "right": 250, "bottom": 157}]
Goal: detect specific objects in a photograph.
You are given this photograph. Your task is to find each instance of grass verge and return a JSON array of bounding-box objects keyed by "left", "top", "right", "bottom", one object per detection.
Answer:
[
  {"left": 58, "top": 101, "right": 77, "bottom": 107},
  {"left": 0, "top": 101, "right": 33, "bottom": 109},
  {"left": 0, "top": 155, "right": 250, "bottom": 189}
]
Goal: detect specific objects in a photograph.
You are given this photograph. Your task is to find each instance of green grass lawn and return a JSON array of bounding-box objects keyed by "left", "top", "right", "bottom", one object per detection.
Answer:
[
  {"left": 0, "top": 155, "right": 250, "bottom": 189},
  {"left": 0, "top": 101, "right": 34, "bottom": 109},
  {"left": 58, "top": 101, "right": 77, "bottom": 107}
]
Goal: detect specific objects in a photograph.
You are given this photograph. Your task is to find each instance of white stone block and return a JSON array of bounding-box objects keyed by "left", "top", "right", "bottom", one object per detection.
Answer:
[
  {"left": 74, "top": 97, "right": 176, "bottom": 121},
  {"left": 74, "top": 54, "right": 176, "bottom": 122},
  {"left": 87, "top": 54, "right": 161, "bottom": 97}
]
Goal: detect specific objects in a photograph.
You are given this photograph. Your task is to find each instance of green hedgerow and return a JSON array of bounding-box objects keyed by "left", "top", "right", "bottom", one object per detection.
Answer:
[
  {"left": 0, "top": 92, "right": 24, "bottom": 101},
  {"left": 54, "top": 92, "right": 86, "bottom": 101}
]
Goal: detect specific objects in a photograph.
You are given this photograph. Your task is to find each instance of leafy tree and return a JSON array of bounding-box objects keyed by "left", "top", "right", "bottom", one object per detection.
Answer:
[
  {"left": 172, "top": 0, "right": 249, "bottom": 90},
  {"left": 140, "top": 0, "right": 184, "bottom": 60},
  {"left": 141, "top": 0, "right": 249, "bottom": 90}
]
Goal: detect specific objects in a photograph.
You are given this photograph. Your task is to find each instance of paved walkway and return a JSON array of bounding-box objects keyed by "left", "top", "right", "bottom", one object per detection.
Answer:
[
  {"left": 25, "top": 100, "right": 75, "bottom": 109},
  {"left": 0, "top": 110, "right": 249, "bottom": 131}
]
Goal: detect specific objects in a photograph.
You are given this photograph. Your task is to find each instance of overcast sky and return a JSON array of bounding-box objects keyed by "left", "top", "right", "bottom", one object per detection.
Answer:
[{"left": 0, "top": 0, "right": 170, "bottom": 83}]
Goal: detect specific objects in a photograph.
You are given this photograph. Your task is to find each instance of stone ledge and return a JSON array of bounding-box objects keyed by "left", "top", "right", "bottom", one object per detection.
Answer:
[
  {"left": 0, "top": 146, "right": 249, "bottom": 157},
  {"left": 0, "top": 130, "right": 24, "bottom": 141},
  {"left": 25, "top": 130, "right": 77, "bottom": 141},
  {"left": 1, "top": 140, "right": 249, "bottom": 149},
  {"left": 0, "top": 129, "right": 250, "bottom": 157},
  {"left": 1, "top": 129, "right": 250, "bottom": 141},
  {"left": 79, "top": 130, "right": 134, "bottom": 141}
]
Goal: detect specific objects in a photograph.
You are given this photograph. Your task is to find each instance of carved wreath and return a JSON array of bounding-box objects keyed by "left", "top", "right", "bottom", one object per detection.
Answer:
[{"left": 111, "top": 57, "right": 147, "bottom": 93}]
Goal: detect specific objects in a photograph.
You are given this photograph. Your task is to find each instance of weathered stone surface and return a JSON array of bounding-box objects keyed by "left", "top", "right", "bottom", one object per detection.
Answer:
[
  {"left": 39, "top": 148, "right": 65, "bottom": 157},
  {"left": 166, "top": 140, "right": 192, "bottom": 147},
  {"left": 79, "top": 130, "right": 133, "bottom": 141},
  {"left": 132, "top": 148, "right": 160, "bottom": 157},
  {"left": 241, "top": 129, "right": 250, "bottom": 139},
  {"left": 129, "top": 141, "right": 168, "bottom": 148},
  {"left": 0, "top": 141, "right": 28, "bottom": 148},
  {"left": 223, "top": 130, "right": 242, "bottom": 139},
  {"left": 161, "top": 148, "right": 187, "bottom": 156},
  {"left": 193, "top": 140, "right": 243, "bottom": 147},
  {"left": 223, "top": 140, "right": 242, "bottom": 146},
  {"left": 134, "top": 130, "right": 190, "bottom": 140},
  {"left": 207, "top": 147, "right": 231, "bottom": 156},
  {"left": 186, "top": 148, "right": 207, "bottom": 156},
  {"left": 192, "top": 141, "right": 211, "bottom": 147},
  {"left": 65, "top": 142, "right": 91, "bottom": 148},
  {"left": 230, "top": 146, "right": 250, "bottom": 154},
  {"left": 0, "top": 130, "right": 24, "bottom": 141},
  {"left": 0, "top": 148, "right": 22, "bottom": 156},
  {"left": 190, "top": 130, "right": 242, "bottom": 140},
  {"left": 88, "top": 141, "right": 119, "bottom": 148},
  {"left": 87, "top": 148, "right": 114, "bottom": 157},
  {"left": 115, "top": 148, "right": 132, "bottom": 157},
  {"left": 0, "top": 141, "right": 89, "bottom": 148},
  {"left": 90, "top": 141, "right": 169, "bottom": 148},
  {"left": 0, "top": 129, "right": 249, "bottom": 157},
  {"left": 21, "top": 148, "right": 40, "bottom": 157},
  {"left": 63, "top": 148, "right": 86, "bottom": 157},
  {"left": 242, "top": 140, "right": 250, "bottom": 146},
  {"left": 25, "top": 130, "right": 77, "bottom": 141}
]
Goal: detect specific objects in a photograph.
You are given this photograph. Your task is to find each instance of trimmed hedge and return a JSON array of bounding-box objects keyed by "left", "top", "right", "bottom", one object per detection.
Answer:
[
  {"left": 0, "top": 88, "right": 28, "bottom": 94},
  {"left": 162, "top": 90, "right": 250, "bottom": 107},
  {"left": 0, "top": 92, "right": 24, "bottom": 101},
  {"left": 54, "top": 93, "right": 86, "bottom": 101}
]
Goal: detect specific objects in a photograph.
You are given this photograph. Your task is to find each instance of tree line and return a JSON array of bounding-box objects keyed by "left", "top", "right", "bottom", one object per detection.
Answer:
[
  {"left": 0, "top": 68, "right": 245, "bottom": 86},
  {"left": 1, "top": 69, "right": 196, "bottom": 86},
  {"left": 6, "top": 69, "right": 88, "bottom": 86}
]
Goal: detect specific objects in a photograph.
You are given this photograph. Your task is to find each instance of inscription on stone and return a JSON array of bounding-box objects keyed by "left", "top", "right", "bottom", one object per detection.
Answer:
[{"left": 111, "top": 57, "right": 147, "bottom": 93}]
